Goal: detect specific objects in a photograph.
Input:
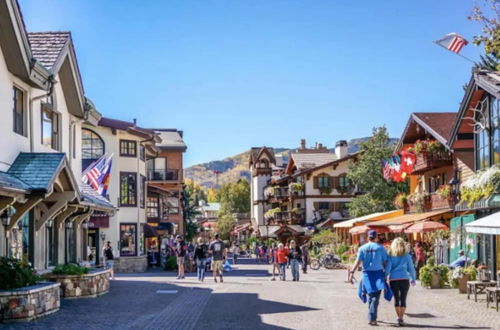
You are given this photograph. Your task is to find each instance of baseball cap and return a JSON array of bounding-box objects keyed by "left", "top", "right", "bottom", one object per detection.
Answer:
[{"left": 367, "top": 230, "right": 377, "bottom": 238}]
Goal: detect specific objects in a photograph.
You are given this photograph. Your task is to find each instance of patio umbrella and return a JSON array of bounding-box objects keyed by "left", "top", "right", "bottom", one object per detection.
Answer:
[
  {"left": 403, "top": 221, "right": 448, "bottom": 234},
  {"left": 349, "top": 225, "right": 390, "bottom": 235},
  {"left": 388, "top": 223, "right": 412, "bottom": 233}
]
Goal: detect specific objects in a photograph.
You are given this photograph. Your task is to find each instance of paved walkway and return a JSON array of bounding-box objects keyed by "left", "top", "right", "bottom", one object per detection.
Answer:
[{"left": 3, "top": 258, "right": 500, "bottom": 329}]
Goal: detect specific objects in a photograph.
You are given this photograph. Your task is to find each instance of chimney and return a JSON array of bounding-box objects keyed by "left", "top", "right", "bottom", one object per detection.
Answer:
[
  {"left": 133, "top": 118, "right": 137, "bottom": 127},
  {"left": 300, "top": 139, "right": 306, "bottom": 150},
  {"left": 335, "top": 140, "right": 348, "bottom": 159},
  {"left": 318, "top": 143, "right": 323, "bottom": 149}
]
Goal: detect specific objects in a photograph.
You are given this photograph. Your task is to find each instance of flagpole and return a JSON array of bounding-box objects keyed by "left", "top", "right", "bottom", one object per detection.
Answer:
[{"left": 432, "top": 41, "right": 476, "bottom": 64}]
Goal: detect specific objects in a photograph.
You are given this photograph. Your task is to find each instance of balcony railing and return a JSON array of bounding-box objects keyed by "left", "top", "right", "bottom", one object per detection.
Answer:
[
  {"left": 406, "top": 193, "right": 453, "bottom": 213},
  {"left": 267, "top": 209, "right": 305, "bottom": 226},
  {"left": 412, "top": 152, "right": 452, "bottom": 174},
  {"left": 148, "top": 169, "right": 180, "bottom": 181}
]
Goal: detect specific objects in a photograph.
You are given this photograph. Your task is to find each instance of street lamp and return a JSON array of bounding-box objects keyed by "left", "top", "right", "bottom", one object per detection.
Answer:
[
  {"left": 1, "top": 209, "right": 11, "bottom": 256},
  {"left": 449, "top": 176, "right": 460, "bottom": 216}
]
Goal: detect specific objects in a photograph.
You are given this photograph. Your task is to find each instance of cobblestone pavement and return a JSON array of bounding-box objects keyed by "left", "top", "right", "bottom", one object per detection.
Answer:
[{"left": 2, "top": 258, "right": 500, "bottom": 330}]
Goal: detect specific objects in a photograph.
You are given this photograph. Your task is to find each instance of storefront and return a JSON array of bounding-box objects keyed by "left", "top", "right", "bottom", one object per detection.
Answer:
[{"left": 87, "top": 212, "right": 110, "bottom": 265}]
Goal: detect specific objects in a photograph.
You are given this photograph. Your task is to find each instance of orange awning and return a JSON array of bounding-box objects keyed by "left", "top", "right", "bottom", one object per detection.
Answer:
[
  {"left": 366, "top": 209, "right": 451, "bottom": 227},
  {"left": 349, "top": 225, "right": 390, "bottom": 235}
]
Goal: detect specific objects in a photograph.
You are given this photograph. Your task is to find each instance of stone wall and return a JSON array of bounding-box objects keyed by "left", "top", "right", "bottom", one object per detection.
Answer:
[
  {"left": 0, "top": 282, "right": 60, "bottom": 322},
  {"left": 114, "top": 256, "right": 148, "bottom": 273},
  {"left": 44, "top": 269, "right": 110, "bottom": 298}
]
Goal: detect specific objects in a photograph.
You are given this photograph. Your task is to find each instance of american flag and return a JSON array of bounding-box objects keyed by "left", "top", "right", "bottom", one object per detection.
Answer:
[
  {"left": 435, "top": 33, "right": 468, "bottom": 54},
  {"left": 82, "top": 155, "right": 107, "bottom": 190}
]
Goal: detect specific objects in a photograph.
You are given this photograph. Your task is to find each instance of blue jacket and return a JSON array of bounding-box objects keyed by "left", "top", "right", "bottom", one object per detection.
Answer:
[
  {"left": 357, "top": 242, "right": 389, "bottom": 271},
  {"left": 385, "top": 253, "right": 416, "bottom": 281},
  {"left": 358, "top": 271, "right": 393, "bottom": 303}
]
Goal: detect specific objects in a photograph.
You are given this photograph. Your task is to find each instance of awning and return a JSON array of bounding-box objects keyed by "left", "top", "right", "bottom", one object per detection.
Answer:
[
  {"left": 465, "top": 211, "right": 500, "bottom": 235},
  {"left": 333, "top": 210, "right": 403, "bottom": 228},
  {"left": 366, "top": 209, "right": 451, "bottom": 227},
  {"left": 349, "top": 225, "right": 390, "bottom": 235},
  {"left": 455, "top": 194, "right": 500, "bottom": 212},
  {"left": 403, "top": 221, "right": 448, "bottom": 234}
]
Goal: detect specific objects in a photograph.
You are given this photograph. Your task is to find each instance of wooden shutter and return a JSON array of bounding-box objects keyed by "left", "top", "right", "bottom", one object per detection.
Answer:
[
  {"left": 313, "top": 176, "right": 318, "bottom": 188},
  {"left": 333, "top": 202, "right": 340, "bottom": 211}
]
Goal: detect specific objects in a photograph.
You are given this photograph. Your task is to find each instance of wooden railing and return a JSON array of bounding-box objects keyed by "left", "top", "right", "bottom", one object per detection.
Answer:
[{"left": 412, "top": 152, "right": 452, "bottom": 174}]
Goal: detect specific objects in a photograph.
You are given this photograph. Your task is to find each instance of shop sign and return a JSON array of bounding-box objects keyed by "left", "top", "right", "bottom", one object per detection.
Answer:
[{"left": 88, "top": 214, "right": 109, "bottom": 228}]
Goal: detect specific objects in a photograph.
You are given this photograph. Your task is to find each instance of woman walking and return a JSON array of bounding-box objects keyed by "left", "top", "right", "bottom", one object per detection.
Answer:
[
  {"left": 194, "top": 237, "right": 208, "bottom": 282},
  {"left": 288, "top": 240, "right": 302, "bottom": 281},
  {"left": 386, "top": 237, "right": 416, "bottom": 327}
]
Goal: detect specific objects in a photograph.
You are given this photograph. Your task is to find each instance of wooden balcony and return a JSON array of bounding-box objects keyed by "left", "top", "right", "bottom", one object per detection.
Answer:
[
  {"left": 406, "top": 193, "right": 453, "bottom": 213},
  {"left": 268, "top": 210, "right": 305, "bottom": 226},
  {"left": 412, "top": 152, "right": 452, "bottom": 174}
]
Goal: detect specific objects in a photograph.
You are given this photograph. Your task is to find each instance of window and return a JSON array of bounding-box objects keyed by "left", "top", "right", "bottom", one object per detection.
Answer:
[
  {"left": 491, "top": 97, "right": 500, "bottom": 165},
  {"left": 318, "top": 175, "right": 330, "bottom": 189},
  {"left": 41, "top": 107, "right": 59, "bottom": 150},
  {"left": 120, "top": 140, "right": 137, "bottom": 157},
  {"left": 476, "top": 97, "right": 491, "bottom": 170},
  {"left": 120, "top": 224, "right": 137, "bottom": 256},
  {"left": 47, "top": 224, "right": 55, "bottom": 267},
  {"left": 120, "top": 172, "right": 137, "bottom": 206},
  {"left": 140, "top": 175, "right": 146, "bottom": 208},
  {"left": 65, "top": 222, "right": 74, "bottom": 263},
  {"left": 82, "top": 128, "right": 105, "bottom": 170},
  {"left": 140, "top": 144, "right": 145, "bottom": 161},
  {"left": 338, "top": 175, "right": 349, "bottom": 188},
  {"left": 147, "top": 196, "right": 159, "bottom": 218},
  {"left": 13, "top": 87, "right": 25, "bottom": 135},
  {"left": 166, "top": 197, "right": 179, "bottom": 214},
  {"left": 318, "top": 202, "right": 330, "bottom": 210}
]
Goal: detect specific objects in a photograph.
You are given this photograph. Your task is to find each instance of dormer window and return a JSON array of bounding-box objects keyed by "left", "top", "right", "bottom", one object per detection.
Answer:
[{"left": 41, "top": 105, "right": 59, "bottom": 150}]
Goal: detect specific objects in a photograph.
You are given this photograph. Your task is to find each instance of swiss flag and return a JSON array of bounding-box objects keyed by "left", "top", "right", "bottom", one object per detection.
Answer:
[{"left": 400, "top": 151, "right": 416, "bottom": 175}]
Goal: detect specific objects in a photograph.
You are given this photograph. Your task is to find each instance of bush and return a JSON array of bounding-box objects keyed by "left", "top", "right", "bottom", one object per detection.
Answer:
[
  {"left": 52, "top": 263, "right": 89, "bottom": 276},
  {"left": 419, "top": 264, "right": 449, "bottom": 288},
  {"left": 449, "top": 266, "right": 477, "bottom": 288},
  {"left": 335, "top": 243, "right": 350, "bottom": 256},
  {"left": 164, "top": 256, "right": 178, "bottom": 271},
  {"left": 0, "top": 257, "right": 41, "bottom": 290}
]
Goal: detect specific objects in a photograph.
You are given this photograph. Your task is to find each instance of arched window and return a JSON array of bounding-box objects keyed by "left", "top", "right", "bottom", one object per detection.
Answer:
[{"left": 82, "top": 128, "right": 104, "bottom": 170}]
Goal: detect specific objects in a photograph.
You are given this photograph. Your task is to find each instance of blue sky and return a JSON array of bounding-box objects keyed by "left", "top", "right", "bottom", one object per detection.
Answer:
[{"left": 20, "top": 0, "right": 484, "bottom": 167}]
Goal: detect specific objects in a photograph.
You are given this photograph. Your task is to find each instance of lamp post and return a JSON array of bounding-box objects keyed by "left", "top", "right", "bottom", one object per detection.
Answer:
[
  {"left": 1, "top": 210, "right": 11, "bottom": 257},
  {"left": 449, "top": 176, "right": 460, "bottom": 217}
]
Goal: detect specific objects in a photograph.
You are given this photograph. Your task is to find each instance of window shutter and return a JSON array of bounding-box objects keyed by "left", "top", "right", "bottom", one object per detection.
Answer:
[
  {"left": 313, "top": 176, "right": 318, "bottom": 188},
  {"left": 333, "top": 202, "right": 340, "bottom": 211},
  {"left": 328, "top": 202, "right": 334, "bottom": 211}
]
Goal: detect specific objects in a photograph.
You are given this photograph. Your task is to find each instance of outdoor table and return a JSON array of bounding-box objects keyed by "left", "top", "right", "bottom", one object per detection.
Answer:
[
  {"left": 486, "top": 287, "right": 500, "bottom": 311},
  {"left": 467, "top": 281, "right": 498, "bottom": 302}
]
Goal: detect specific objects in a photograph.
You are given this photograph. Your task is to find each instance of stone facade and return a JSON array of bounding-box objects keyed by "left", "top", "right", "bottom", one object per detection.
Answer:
[
  {"left": 113, "top": 256, "right": 148, "bottom": 273},
  {"left": 0, "top": 282, "right": 60, "bottom": 322},
  {"left": 44, "top": 269, "right": 110, "bottom": 298}
]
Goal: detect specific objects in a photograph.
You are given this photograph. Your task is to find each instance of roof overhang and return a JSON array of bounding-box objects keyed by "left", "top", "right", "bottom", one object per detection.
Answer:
[
  {"left": 396, "top": 113, "right": 451, "bottom": 152},
  {"left": 57, "top": 41, "right": 85, "bottom": 118}
]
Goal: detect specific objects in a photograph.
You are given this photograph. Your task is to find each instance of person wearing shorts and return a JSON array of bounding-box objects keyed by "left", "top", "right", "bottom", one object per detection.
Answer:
[
  {"left": 175, "top": 235, "right": 187, "bottom": 279},
  {"left": 209, "top": 234, "right": 226, "bottom": 283}
]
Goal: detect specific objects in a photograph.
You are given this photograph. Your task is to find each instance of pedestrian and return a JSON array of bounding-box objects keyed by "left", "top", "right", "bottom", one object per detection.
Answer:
[
  {"left": 175, "top": 235, "right": 187, "bottom": 279},
  {"left": 414, "top": 242, "right": 425, "bottom": 279},
  {"left": 231, "top": 243, "right": 240, "bottom": 264},
  {"left": 288, "top": 240, "right": 302, "bottom": 281},
  {"left": 103, "top": 241, "right": 114, "bottom": 280},
  {"left": 349, "top": 230, "right": 389, "bottom": 326},
  {"left": 209, "top": 234, "right": 226, "bottom": 283},
  {"left": 385, "top": 237, "right": 416, "bottom": 327},
  {"left": 194, "top": 237, "right": 208, "bottom": 282},
  {"left": 270, "top": 243, "right": 280, "bottom": 281},
  {"left": 301, "top": 242, "right": 310, "bottom": 274},
  {"left": 276, "top": 243, "right": 289, "bottom": 281}
]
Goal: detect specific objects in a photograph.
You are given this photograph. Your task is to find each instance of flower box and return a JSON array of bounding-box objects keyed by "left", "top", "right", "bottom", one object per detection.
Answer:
[
  {"left": 44, "top": 269, "right": 110, "bottom": 298},
  {"left": 0, "top": 282, "right": 60, "bottom": 322}
]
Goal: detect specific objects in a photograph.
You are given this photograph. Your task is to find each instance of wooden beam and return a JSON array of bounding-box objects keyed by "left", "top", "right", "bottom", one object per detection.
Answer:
[
  {"left": 8, "top": 197, "right": 43, "bottom": 230},
  {"left": 73, "top": 210, "right": 94, "bottom": 227},
  {"left": 44, "top": 191, "right": 76, "bottom": 203},
  {"left": 0, "top": 196, "right": 15, "bottom": 214},
  {"left": 35, "top": 192, "right": 76, "bottom": 231},
  {"left": 54, "top": 205, "right": 78, "bottom": 229}
]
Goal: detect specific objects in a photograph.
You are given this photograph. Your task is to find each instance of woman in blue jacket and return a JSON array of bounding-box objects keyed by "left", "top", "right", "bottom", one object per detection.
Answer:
[{"left": 385, "top": 237, "right": 416, "bottom": 327}]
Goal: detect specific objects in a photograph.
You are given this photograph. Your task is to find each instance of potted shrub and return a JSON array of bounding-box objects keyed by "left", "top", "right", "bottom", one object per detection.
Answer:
[
  {"left": 264, "top": 207, "right": 281, "bottom": 220},
  {"left": 419, "top": 257, "right": 449, "bottom": 289},
  {"left": 449, "top": 266, "right": 477, "bottom": 293},
  {"left": 289, "top": 183, "right": 304, "bottom": 195},
  {"left": 0, "top": 257, "right": 60, "bottom": 321},
  {"left": 436, "top": 185, "right": 451, "bottom": 199},
  {"left": 407, "top": 192, "right": 430, "bottom": 212},
  {"left": 44, "top": 263, "right": 110, "bottom": 298},
  {"left": 393, "top": 193, "right": 407, "bottom": 209}
]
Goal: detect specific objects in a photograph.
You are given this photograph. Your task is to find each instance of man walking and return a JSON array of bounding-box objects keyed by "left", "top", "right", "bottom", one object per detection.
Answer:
[
  {"left": 231, "top": 243, "right": 240, "bottom": 265},
  {"left": 209, "top": 234, "right": 226, "bottom": 283},
  {"left": 103, "top": 241, "right": 114, "bottom": 280},
  {"left": 175, "top": 235, "right": 187, "bottom": 279},
  {"left": 349, "top": 230, "right": 389, "bottom": 326},
  {"left": 270, "top": 243, "right": 280, "bottom": 281},
  {"left": 301, "top": 242, "right": 310, "bottom": 274}
]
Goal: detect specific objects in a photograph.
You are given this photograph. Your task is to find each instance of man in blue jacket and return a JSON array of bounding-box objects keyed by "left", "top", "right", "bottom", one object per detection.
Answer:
[{"left": 349, "top": 230, "right": 389, "bottom": 326}]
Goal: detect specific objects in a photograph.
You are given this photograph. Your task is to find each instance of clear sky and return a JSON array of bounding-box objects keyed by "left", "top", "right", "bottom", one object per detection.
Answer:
[{"left": 19, "top": 0, "right": 484, "bottom": 167}]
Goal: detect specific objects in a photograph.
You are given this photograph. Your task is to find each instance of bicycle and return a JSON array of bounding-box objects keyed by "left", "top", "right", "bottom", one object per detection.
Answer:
[{"left": 310, "top": 254, "right": 340, "bottom": 270}]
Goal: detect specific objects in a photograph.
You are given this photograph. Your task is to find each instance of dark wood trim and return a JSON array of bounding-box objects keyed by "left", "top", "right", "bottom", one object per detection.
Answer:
[
  {"left": 119, "top": 171, "right": 137, "bottom": 207},
  {"left": 119, "top": 139, "right": 137, "bottom": 157}
]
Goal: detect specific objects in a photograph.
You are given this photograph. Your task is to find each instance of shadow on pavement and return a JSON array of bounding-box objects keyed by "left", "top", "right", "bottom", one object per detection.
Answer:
[{"left": 405, "top": 313, "right": 436, "bottom": 318}]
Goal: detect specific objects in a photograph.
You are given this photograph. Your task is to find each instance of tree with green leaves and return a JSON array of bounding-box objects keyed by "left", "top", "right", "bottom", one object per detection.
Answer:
[
  {"left": 469, "top": 0, "right": 500, "bottom": 70},
  {"left": 215, "top": 179, "right": 250, "bottom": 240},
  {"left": 184, "top": 179, "right": 206, "bottom": 221},
  {"left": 347, "top": 126, "right": 408, "bottom": 217},
  {"left": 184, "top": 220, "right": 200, "bottom": 242}
]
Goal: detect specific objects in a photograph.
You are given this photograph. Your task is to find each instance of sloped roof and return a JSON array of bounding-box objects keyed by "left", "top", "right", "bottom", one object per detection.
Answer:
[
  {"left": 27, "top": 32, "right": 69, "bottom": 71},
  {"left": 203, "top": 202, "right": 220, "bottom": 212},
  {"left": 413, "top": 113, "right": 456, "bottom": 143},
  {"left": 290, "top": 153, "right": 337, "bottom": 171},
  {"left": 0, "top": 172, "right": 30, "bottom": 193},
  {"left": 99, "top": 117, "right": 160, "bottom": 142},
  {"left": 154, "top": 130, "right": 187, "bottom": 151},
  {"left": 79, "top": 183, "right": 115, "bottom": 211},
  {"left": 7, "top": 153, "right": 66, "bottom": 191},
  {"left": 475, "top": 71, "right": 500, "bottom": 98},
  {"left": 249, "top": 147, "right": 275, "bottom": 165}
]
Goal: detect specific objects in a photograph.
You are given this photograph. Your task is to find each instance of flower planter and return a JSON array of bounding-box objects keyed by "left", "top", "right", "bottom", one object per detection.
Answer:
[
  {"left": 44, "top": 269, "right": 110, "bottom": 298},
  {"left": 430, "top": 273, "right": 442, "bottom": 289},
  {"left": 0, "top": 282, "right": 60, "bottom": 322},
  {"left": 457, "top": 275, "right": 469, "bottom": 294}
]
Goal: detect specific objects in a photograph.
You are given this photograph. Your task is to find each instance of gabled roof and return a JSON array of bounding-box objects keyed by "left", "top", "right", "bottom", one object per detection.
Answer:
[
  {"left": 99, "top": 117, "right": 161, "bottom": 143},
  {"left": 0, "top": 171, "right": 30, "bottom": 194},
  {"left": 291, "top": 152, "right": 358, "bottom": 177},
  {"left": 249, "top": 147, "right": 275, "bottom": 165},
  {"left": 396, "top": 112, "right": 456, "bottom": 150},
  {"left": 286, "top": 152, "right": 337, "bottom": 175},
  {"left": 448, "top": 70, "right": 500, "bottom": 148},
  {"left": 6, "top": 152, "right": 76, "bottom": 193},
  {"left": 27, "top": 32, "right": 70, "bottom": 71}
]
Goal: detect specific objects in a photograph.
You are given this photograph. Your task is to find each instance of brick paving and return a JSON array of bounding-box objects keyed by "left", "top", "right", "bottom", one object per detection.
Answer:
[{"left": 2, "top": 258, "right": 500, "bottom": 329}]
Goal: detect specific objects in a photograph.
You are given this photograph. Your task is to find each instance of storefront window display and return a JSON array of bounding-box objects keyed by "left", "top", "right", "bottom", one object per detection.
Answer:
[{"left": 120, "top": 224, "right": 137, "bottom": 256}]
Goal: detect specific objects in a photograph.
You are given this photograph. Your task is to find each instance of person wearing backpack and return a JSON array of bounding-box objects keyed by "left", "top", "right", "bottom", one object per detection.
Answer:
[
  {"left": 175, "top": 235, "right": 188, "bottom": 279},
  {"left": 194, "top": 237, "right": 208, "bottom": 282},
  {"left": 103, "top": 241, "right": 114, "bottom": 280}
]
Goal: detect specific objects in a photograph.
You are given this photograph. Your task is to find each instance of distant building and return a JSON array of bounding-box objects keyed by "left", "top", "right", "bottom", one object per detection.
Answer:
[{"left": 196, "top": 202, "right": 220, "bottom": 240}]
